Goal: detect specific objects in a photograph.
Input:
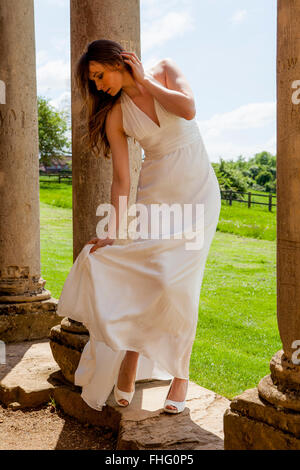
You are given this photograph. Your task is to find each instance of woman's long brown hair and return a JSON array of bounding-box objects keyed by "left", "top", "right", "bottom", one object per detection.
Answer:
[{"left": 75, "top": 39, "right": 132, "bottom": 159}]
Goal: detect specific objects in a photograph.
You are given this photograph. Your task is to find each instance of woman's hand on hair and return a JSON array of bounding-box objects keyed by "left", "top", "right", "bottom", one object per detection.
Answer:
[
  {"left": 86, "top": 236, "right": 114, "bottom": 253},
  {"left": 120, "top": 51, "right": 146, "bottom": 84}
]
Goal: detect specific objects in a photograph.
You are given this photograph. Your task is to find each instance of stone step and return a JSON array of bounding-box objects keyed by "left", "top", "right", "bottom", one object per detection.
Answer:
[
  {"left": 0, "top": 338, "right": 60, "bottom": 408},
  {"left": 0, "top": 339, "right": 230, "bottom": 450}
]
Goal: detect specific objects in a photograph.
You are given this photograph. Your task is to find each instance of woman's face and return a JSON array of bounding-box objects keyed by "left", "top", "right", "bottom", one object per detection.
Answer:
[{"left": 88, "top": 61, "right": 123, "bottom": 95}]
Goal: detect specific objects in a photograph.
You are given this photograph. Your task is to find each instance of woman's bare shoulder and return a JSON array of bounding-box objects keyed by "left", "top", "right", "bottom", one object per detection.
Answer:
[
  {"left": 106, "top": 98, "right": 124, "bottom": 134},
  {"left": 146, "top": 59, "right": 168, "bottom": 87}
]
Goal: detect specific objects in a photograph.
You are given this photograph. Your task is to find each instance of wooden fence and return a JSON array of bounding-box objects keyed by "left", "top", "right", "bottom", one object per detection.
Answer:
[
  {"left": 221, "top": 189, "right": 276, "bottom": 212},
  {"left": 39, "top": 174, "right": 276, "bottom": 212},
  {"left": 39, "top": 170, "right": 72, "bottom": 183}
]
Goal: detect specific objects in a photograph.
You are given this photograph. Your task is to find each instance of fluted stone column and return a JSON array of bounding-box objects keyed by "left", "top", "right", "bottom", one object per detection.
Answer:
[
  {"left": 0, "top": 0, "right": 58, "bottom": 343},
  {"left": 224, "top": 0, "right": 300, "bottom": 449},
  {"left": 50, "top": 0, "right": 142, "bottom": 383}
]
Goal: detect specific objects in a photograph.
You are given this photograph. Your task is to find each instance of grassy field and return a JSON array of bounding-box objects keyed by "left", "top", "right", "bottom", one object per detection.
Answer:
[{"left": 40, "top": 180, "right": 279, "bottom": 400}]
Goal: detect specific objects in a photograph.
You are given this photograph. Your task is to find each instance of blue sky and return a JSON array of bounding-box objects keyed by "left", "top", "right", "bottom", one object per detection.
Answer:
[{"left": 34, "top": 0, "right": 276, "bottom": 163}]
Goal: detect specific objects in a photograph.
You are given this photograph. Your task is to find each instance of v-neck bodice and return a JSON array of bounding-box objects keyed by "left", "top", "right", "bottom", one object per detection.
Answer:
[
  {"left": 120, "top": 87, "right": 202, "bottom": 161},
  {"left": 122, "top": 91, "right": 161, "bottom": 128}
]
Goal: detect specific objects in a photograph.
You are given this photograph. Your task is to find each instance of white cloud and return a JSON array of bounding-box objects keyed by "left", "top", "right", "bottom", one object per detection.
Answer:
[
  {"left": 142, "top": 55, "right": 163, "bottom": 72},
  {"left": 49, "top": 91, "right": 70, "bottom": 111},
  {"left": 37, "top": 59, "right": 70, "bottom": 93},
  {"left": 199, "top": 102, "right": 276, "bottom": 136},
  {"left": 142, "top": 11, "right": 195, "bottom": 52},
  {"left": 201, "top": 134, "right": 276, "bottom": 163},
  {"left": 230, "top": 9, "right": 248, "bottom": 25},
  {"left": 142, "top": 0, "right": 192, "bottom": 19},
  {"left": 197, "top": 101, "right": 276, "bottom": 162},
  {"left": 141, "top": 0, "right": 195, "bottom": 53}
]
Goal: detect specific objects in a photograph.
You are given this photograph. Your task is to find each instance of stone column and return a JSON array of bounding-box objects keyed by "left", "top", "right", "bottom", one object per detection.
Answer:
[
  {"left": 0, "top": 0, "right": 58, "bottom": 343},
  {"left": 224, "top": 0, "right": 300, "bottom": 449},
  {"left": 72, "top": 0, "right": 141, "bottom": 259},
  {"left": 50, "top": 0, "right": 142, "bottom": 383}
]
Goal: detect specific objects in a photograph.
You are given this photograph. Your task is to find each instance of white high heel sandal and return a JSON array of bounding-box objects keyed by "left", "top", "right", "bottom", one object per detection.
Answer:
[
  {"left": 114, "top": 354, "right": 137, "bottom": 407},
  {"left": 114, "top": 383, "right": 135, "bottom": 407},
  {"left": 163, "top": 378, "right": 189, "bottom": 414}
]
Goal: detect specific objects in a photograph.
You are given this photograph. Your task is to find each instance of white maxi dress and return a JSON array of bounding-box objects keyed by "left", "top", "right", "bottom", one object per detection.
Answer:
[{"left": 56, "top": 88, "right": 221, "bottom": 411}]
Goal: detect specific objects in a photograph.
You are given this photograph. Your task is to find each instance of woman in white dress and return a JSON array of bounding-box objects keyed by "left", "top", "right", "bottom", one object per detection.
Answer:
[{"left": 56, "top": 39, "right": 221, "bottom": 413}]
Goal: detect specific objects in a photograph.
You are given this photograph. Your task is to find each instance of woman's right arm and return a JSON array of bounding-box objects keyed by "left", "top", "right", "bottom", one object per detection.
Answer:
[{"left": 105, "top": 102, "right": 131, "bottom": 240}]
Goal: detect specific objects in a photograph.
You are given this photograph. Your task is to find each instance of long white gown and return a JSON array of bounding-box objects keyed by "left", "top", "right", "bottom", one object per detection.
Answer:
[{"left": 56, "top": 86, "right": 221, "bottom": 411}]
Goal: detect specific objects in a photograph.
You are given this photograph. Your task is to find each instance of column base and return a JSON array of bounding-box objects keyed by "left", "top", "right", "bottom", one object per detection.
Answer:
[
  {"left": 49, "top": 322, "right": 89, "bottom": 384},
  {"left": 268, "top": 349, "right": 300, "bottom": 395},
  {"left": 0, "top": 297, "right": 60, "bottom": 342},
  {"left": 258, "top": 374, "right": 300, "bottom": 412},
  {"left": 0, "top": 288, "right": 51, "bottom": 304},
  {"left": 224, "top": 382, "right": 300, "bottom": 449}
]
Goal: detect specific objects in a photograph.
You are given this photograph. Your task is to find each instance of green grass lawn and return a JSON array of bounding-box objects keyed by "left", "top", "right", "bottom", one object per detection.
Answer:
[
  {"left": 218, "top": 197, "right": 276, "bottom": 241},
  {"left": 40, "top": 180, "right": 279, "bottom": 400}
]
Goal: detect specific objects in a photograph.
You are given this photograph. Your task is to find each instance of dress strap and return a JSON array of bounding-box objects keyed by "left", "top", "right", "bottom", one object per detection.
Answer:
[{"left": 119, "top": 92, "right": 131, "bottom": 137}]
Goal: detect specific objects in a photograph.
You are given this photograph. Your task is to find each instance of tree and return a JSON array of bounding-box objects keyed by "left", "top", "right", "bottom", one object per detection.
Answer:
[
  {"left": 254, "top": 151, "right": 274, "bottom": 167},
  {"left": 256, "top": 170, "right": 272, "bottom": 186},
  {"left": 249, "top": 165, "right": 260, "bottom": 178},
  {"left": 37, "top": 96, "right": 71, "bottom": 167},
  {"left": 214, "top": 158, "right": 249, "bottom": 195}
]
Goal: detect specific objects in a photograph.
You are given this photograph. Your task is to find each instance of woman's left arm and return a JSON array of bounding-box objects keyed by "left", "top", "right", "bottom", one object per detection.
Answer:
[{"left": 121, "top": 53, "right": 196, "bottom": 120}]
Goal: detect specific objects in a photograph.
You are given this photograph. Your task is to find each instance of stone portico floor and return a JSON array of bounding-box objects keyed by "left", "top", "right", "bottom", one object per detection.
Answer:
[{"left": 0, "top": 339, "right": 229, "bottom": 450}]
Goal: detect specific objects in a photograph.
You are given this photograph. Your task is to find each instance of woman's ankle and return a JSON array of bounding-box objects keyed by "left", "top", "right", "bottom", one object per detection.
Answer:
[
  {"left": 173, "top": 377, "right": 188, "bottom": 383},
  {"left": 125, "top": 350, "right": 139, "bottom": 361},
  {"left": 119, "top": 352, "right": 139, "bottom": 378}
]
